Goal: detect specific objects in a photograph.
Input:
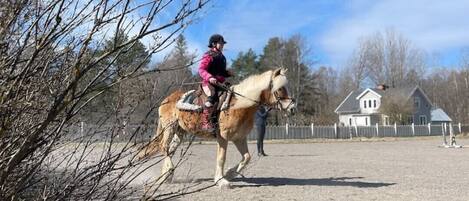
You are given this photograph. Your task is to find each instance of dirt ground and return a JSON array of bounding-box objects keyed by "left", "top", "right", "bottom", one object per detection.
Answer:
[{"left": 133, "top": 137, "right": 469, "bottom": 201}]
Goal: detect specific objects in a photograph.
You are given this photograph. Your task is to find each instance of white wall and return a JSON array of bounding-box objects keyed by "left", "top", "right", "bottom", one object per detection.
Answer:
[
  {"left": 339, "top": 114, "right": 371, "bottom": 126},
  {"left": 339, "top": 114, "right": 354, "bottom": 126},
  {"left": 355, "top": 116, "right": 370, "bottom": 126},
  {"left": 359, "top": 91, "right": 381, "bottom": 114}
]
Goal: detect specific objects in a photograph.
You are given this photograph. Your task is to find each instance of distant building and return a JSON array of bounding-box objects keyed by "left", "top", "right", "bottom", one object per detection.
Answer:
[
  {"left": 431, "top": 107, "right": 452, "bottom": 125},
  {"left": 335, "top": 85, "right": 435, "bottom": 126}
]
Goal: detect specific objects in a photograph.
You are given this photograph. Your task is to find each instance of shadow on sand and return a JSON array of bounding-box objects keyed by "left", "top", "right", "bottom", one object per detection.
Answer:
[{"left": 230, "top": 176, "right": 396, "bottom": 188}]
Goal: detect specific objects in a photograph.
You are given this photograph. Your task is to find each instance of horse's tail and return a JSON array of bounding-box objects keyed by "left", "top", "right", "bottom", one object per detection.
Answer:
[{"left": 137, "top": 120, "right": 165, "bottom": 160}]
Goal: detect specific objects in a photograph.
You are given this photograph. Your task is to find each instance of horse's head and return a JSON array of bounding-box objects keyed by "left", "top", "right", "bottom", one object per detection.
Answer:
[{"left": 265, "top": 68, "right": 296, "bottom": 114}]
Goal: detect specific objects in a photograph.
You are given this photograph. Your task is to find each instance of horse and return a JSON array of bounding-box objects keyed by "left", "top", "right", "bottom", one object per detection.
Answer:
[{"left": 137, "top": 68, "right": 296, "bottom": 188}]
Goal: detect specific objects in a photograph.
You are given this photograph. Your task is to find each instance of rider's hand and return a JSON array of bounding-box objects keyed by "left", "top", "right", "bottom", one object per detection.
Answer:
[{"left": 209, "top": 77, "right": 217, "bottom": 84}]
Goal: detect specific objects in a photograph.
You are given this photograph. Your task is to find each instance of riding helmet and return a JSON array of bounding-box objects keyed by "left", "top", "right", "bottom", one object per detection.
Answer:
[{"left": 208, "top": 34, "right": 227, "bottom": 47}]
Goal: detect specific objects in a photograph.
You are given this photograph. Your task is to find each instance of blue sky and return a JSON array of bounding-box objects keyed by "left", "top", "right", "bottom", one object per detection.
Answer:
[{"left": 168, "top": 0, "right": 469, "bottom": 69}]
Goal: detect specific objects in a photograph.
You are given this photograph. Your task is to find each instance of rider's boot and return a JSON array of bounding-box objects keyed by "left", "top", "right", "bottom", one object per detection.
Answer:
[{"left": 201, "top": 103, "right": 216, "bottom": 136}]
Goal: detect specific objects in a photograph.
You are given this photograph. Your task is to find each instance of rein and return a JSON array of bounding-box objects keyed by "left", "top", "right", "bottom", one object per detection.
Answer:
[
  {"left": 214, "top": 83, "right": 266, "bottom": 106},
  {"left": 215, "top": 78, "right": 292, "bottom": 111}
]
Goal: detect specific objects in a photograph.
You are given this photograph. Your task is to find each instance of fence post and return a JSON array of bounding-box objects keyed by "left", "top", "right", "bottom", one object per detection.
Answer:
[
  {"left": 376, "top": 123, "right": 379, "bottom": 137},
  {"left": 449, "top": 123, "right": 454, "bottom": 145},
  {"left": 444, "top": 123, "right": 447, "bottom": 134},
  {"left": 311, "top": 123, "right": 314, "bottom": 137},
  {"left": 354, "top": 124, "right": 358, "bottom": 138},
  {"left": 334, "top": 123, "right": 338, "bottom": 139},
  {"left": 122, "top": 120, "right": 127, "bottom": 139},
  {"left": 411, "top": 123, "right": 415, "bottom": 136},
  {"left": 442, "top": 123, "right": 447, "bottom": 145},
  {"left": 286, "top": 123, "right": 289, "bottom": 136},
  {"left": 348, "top": 126, "right": 353, "bottom": 139},
  {"left": 80, "top": 121, "right": 84, "bottom": 137},
  {"left": 428, "top": 123, "right": 431, "bottom": 135},
  {"left": 394, "top": 123, "right": 397, "bottom": 136}
]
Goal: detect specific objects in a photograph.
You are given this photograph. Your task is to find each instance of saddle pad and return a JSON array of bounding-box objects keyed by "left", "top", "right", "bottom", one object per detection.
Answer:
[{"left": 175, "top": 90, "right": 203, "bottom": 112}]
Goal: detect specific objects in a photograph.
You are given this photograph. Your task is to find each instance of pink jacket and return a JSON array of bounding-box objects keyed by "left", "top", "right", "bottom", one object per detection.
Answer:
[{"left": 198, "top": 49, "right": 227, "bottom": 86}]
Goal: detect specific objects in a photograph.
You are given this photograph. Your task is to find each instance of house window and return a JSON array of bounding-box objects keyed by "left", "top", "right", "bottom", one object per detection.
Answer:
[
  {"left": 384, "top": 116, "right": 389, "bottom": 125},
  {"left": 419, "top": 115, "right": 427, "bottom": 125},
  {"left": 368, "top": 100, "right": 372, "bottom": 108},
  {"left": 364, "top": 100, "right": 367, "bottom": 108},
  {"left": 349, "top": 118, "right": 352, "bottom": 126},
  {"left": 373, "top": 100, "right": 376, "bottom": 108},
  {"left": 414, "top": 97, "right": 420, "bottom": 109},
  {"left": 365, "top": 118, "right": 368, "bottom": 126}
]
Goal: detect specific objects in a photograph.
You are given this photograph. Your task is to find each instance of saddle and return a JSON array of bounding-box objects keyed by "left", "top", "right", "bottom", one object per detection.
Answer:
[{"left": 175, "top": 85, "right": 233, "bottom": 112}]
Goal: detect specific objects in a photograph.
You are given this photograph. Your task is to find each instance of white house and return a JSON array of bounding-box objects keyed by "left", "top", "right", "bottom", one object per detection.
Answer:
[{"left": 335, "top": 85, "right": 434, "bottom": 126}]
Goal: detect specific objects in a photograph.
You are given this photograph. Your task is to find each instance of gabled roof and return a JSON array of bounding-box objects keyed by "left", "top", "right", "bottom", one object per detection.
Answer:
[
  {"left": 335, "top": 90, "right": 364, "bottom": 113},
  {"left": 335, "top": 85, "right": 432, "bottom": 114},
  {"left": 356, "top": 88, "right": 382, "bottom": 100},
  {"left": 381, "top": 86, "right": 432, "bottom": 106},
  {"left": 431, "top": 108, "right": 452, "bottom": 122}
]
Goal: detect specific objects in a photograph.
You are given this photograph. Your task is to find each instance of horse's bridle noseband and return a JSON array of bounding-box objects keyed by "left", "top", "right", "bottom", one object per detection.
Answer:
[
  {"left": 267, "top": 78, "right": 295, "bottom": 112},
  {"left": 273, "top": 90, "right": 295, "bottom": 111}
]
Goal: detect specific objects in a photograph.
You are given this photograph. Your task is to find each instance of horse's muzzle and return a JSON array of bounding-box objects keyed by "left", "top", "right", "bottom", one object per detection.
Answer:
[
  {"left": 289, "top": 108, "right": 296, "bottom": 115},
  {"left": 285, "top": 101, "right": 296, "bottom": 115}
]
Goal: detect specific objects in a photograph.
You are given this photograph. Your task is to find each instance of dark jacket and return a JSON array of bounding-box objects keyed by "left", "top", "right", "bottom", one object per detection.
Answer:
[
  {"left": 255, "top": 106, "right": 269, "bottom": 126},
  {"left": 198, "top": 49, "right": 229, "bottom": 86}
]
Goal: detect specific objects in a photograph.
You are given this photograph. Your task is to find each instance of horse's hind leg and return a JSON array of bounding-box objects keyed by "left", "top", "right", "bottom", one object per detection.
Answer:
[
  {"left": 225, "top": 138, "right": 251, "bottom": 181},
  {"left": 158, "top": 132, "right": 183, "bottom": 183},
  {"left": 146, "top": 120, "right": 180, "bottom": 185}
]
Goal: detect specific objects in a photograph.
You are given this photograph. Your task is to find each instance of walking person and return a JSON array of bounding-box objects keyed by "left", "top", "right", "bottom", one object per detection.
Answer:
[{"left": 255, "top": 106, "right": 270, "bottom": 156}]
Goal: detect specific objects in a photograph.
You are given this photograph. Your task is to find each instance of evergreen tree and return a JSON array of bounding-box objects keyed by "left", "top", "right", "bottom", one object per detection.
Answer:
[
  {"left": 259, "top": 37, "right": 283, "bottom": 69},
  {"left": 257, "top": 35, "right": 321, "bottom": 124},
  {"left": 79, "top": 30, "right": 150, "bottom": 123},
  {"left": 101, "top": 29, "right": 149, "bottom": 79},
  {"left": 231, "top": 48, "right": 260, "bottom": 82},
  {"left": 155, "top": 34, "right": 196, "bottom": 90}
]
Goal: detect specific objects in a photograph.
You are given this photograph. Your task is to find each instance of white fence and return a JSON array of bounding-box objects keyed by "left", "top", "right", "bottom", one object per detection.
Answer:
[
  {"left": 250, "top": 123, "right": 468, "bottom": 141},
  {"left": 70, "top": 123, "right": 469, "bottom": 142}
]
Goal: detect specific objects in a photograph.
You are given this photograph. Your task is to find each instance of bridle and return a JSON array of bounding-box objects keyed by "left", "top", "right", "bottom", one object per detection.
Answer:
[
  {"left": 216, "top": 76, "right": 295, "bottom": 112},
  {"left": 273, "top": 90, "right": 295, "bottom": 112}
]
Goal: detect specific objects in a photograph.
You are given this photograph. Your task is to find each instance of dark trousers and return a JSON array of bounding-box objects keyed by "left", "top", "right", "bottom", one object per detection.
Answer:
[{"left": 256, "top": 124, "right": 266, "bottom": 153}]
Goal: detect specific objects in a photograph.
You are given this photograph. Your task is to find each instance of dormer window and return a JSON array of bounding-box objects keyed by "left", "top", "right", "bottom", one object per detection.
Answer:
[
  {"left": 368, "top": 100, "right": 371, "bottom": 108},
  {"left": 364, "top": 100, "right": 367, "bottom": 108}
]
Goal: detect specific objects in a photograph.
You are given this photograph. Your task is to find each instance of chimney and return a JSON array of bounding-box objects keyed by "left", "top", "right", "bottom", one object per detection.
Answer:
[{"left": 377, "top": 84, "right": 388, "bottom": 91}]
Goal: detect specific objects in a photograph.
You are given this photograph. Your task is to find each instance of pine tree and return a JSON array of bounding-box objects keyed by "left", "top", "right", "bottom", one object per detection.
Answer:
[
  {"left": 155, "top": 34, "right": 196, "bottom": 91},
  {"left": 231, "top": 48, "right": 260, "bottom": 82},
  {"left": 81, "top": 29, "right": 150, "bottom": 123}
]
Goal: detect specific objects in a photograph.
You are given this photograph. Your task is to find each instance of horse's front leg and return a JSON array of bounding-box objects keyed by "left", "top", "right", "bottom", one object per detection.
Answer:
[
  {"left": 225, "top": 138, "right": 251, "bottom": 180},
  {"left": 214, "top": 136, "right": 230, "bottom": 188}
]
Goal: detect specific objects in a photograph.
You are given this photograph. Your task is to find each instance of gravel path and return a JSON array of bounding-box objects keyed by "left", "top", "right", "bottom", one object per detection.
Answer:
[{"left": 136, "top": 137, "right": 469, "bottom": 201}]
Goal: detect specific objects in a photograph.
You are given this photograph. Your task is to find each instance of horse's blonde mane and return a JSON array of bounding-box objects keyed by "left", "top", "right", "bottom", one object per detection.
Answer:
[{"left": 231, "top": 69, "right": 288, "bottom": 109}]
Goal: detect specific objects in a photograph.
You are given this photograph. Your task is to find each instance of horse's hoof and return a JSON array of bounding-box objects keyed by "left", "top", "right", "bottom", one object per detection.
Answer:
[
  {"left": 216, "top": 178, "right": 232, "bottom": 189},
  {"left": 224, "top": 169, "right": 237, "bottom": 181}
]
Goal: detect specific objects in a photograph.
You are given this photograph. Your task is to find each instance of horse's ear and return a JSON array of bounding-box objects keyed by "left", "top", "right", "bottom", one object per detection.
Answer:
[
  {"left": 281, "top": 68, "right": 288, "bottom": 74},
  {"left": 273, "top": 68, "right": 282, "bottom": 77}
]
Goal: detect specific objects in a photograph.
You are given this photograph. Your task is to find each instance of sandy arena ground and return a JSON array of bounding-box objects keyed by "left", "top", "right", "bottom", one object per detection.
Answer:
[{"left": 134, "top": 137, "right": 469, "bottom": 201}]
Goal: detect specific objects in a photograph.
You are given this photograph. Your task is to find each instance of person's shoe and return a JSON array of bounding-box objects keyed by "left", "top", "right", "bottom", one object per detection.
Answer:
[
  {"left": 258, "top": 151, "right": 268, "bottom": 157},
  {"left": 260, "top": 152, "right": 268, "bottom": 156}
]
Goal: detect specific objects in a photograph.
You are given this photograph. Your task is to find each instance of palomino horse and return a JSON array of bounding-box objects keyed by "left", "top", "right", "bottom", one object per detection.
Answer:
[{"left": 138, "top": 68, "right": 295, "bottom": 188}]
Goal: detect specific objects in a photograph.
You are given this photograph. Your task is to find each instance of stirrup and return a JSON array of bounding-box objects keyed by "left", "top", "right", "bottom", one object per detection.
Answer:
[{"left": 201, "top": 126, "right": 216, "bottom": 133}]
